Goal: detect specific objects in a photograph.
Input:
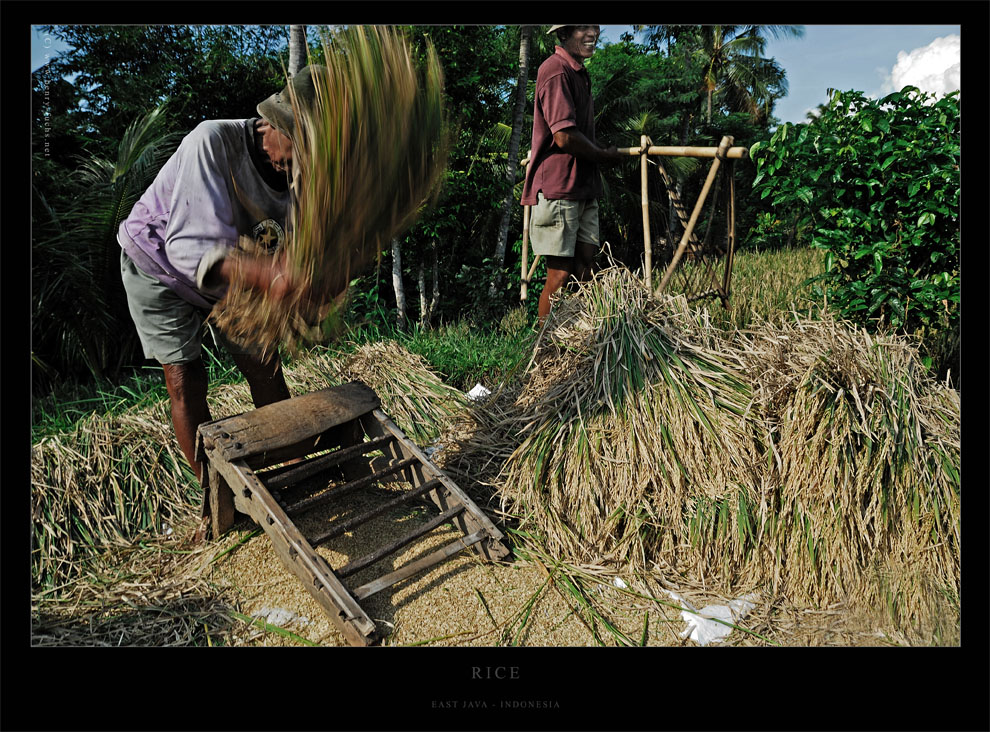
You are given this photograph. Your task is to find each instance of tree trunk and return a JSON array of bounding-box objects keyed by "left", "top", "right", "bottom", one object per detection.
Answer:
[
  {"left": 489, "top": 25, "right": 533, "bottom": 297},
  {"left": 288, "top": 25, "right": 307, "bottom": 76},
  {"left": 391, "top": 238, "right": 407, "bottom": 330},
  {"left": 417, "top": 258, "right": 427, "bottom": 328},
  {"left": 430, "top": 240, "right": 440, "bottom": 319},
  {"left": 418, "top": 241, "right": 441, "bottom": 328}
]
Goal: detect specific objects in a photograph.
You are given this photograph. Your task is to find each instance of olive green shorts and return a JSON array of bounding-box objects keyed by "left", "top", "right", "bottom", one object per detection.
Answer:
[
  {"left": 529, "top": 192, "right": 600, "bottom": 258},
  {"left": 120, "top": 249, "right": 260, "bottom": 365}
]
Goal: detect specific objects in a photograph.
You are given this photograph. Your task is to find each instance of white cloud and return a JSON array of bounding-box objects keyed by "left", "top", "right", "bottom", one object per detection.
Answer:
[{"left": 880, "top": 35, "right": 960, "bottom": 97}]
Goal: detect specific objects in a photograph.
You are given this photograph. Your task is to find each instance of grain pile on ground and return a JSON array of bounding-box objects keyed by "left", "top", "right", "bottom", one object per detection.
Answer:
[
  {"left": 448, "top": 265, "right": 960, "bottom": 638},
  {"left": 212, "top": 26, "right": 450, "bottom": 355}
]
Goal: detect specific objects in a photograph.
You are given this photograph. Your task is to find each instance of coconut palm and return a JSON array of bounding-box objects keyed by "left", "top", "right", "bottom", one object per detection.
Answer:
[
  {"left": 288, "top": 25, "right": 307, "bottom": 76},
  {"left": 696, "top": 25, "right": 803, "bottom": 124}
]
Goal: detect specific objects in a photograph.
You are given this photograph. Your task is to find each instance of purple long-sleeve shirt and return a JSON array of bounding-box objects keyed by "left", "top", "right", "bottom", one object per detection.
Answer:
[{"left": 118, "top": 119, "right": 291, "bottom": 309}]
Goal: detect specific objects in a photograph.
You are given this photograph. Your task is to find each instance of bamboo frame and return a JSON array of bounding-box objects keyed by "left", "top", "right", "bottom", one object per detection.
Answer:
[
  {"left": 656, "top": 135, "right": 734, "bottom": 294},
  {"left": 517, "top": 137, "right": 743, "bottom": 304}
]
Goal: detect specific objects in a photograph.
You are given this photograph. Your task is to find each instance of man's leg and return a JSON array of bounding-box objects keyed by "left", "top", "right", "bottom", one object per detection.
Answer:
[
  {"left": 162, "top": 359, "right": 211, "bottom": 483},
  {"left": 572, "top": 240, "right": 598, "bottom": 283},
  {"left": 231, "top": 350, "right": 291, "bottom": 408},
  {"left": 539, "top": 255, "right": 575, "bottom": 322}
]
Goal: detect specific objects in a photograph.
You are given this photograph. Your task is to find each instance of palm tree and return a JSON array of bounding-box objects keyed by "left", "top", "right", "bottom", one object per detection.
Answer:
[
  {"left": 696, "top": 25, "right": 803, "bottom": 124},
  {"left": 32, "top": 105, "right": 182, "bottom": 387},
  {"left": 288, "top": 25, "right": 307, "bottom": 76}
]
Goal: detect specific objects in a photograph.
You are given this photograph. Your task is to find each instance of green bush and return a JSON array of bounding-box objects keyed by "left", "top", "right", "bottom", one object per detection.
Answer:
[{"left": 750, "top": 87, "right": 959, "bottom": 338}]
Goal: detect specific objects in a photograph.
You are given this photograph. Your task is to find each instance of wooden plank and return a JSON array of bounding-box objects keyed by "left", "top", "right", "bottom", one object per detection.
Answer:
[
  {"left": 207, "top": 453, "right": 378, "bottom": 646},
  {"left": 353, "top": 530, "right": 487, "bottom": 600},
  {"left": 310, "top": 478, "right": 443, "bottom": 547},
  {"left": 284, "top": 456, "right": 420, "bottom": 517},
  {"left": 363, "top": 411, "right": 512, "bottom": 562},
  {"left": 336, "top": 505, "right": 466, "bottom": 579},
  {"left": 198, "top": 381, "right": 380, "bottom": 465}
]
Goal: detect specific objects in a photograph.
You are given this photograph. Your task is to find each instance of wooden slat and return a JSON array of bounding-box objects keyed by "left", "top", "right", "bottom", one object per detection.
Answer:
[
  {"left": 284, "top": 456, "right": 419, "bottom": 517},
  {"left": 336, "top": 505, "right": 466, "bottom": 579},
  {"left": 311, "top": 479, "right": 443, "bottom": 547},
  {"left": 261, "top": 434, "right": 395, "bottom": 490},
  {"left": 352, "top": 530, "right": 487, "bottom": 600},
  {"left": 365, "top": 410, "right": 512, "bottom": 561}
]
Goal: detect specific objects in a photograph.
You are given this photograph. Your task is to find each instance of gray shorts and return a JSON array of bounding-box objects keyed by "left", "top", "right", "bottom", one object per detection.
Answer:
[
  {"left": 529, "top": 192, "right": 600, "bottom": 258},
  {"left": 120, "top": 249, "right": 260, "bottom": 364}
]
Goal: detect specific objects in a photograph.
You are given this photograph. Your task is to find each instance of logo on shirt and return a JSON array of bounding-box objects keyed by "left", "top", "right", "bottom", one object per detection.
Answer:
[{"left": 252, "top": 219, "right": 285, "bottom": 253}]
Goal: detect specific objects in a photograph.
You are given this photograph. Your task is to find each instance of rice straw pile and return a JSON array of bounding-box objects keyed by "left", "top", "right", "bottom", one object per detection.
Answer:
[
  {"left": 454, "top": 265, "right": 959, "bottom": 628},
  {"left": 487, "top": 267, "right": 759, "bottom": 569},
  {"left": 739, "top": 315, "right": 960, "bottom": 619},
  {"left": 31, "top": 403, "right": 198, "bottom": 591},
  {"left": 212, "top": 26, "right": 450, "bottom": 355},
  {"left": 335, "top": 341, "right": 470, "bottom": 445}
]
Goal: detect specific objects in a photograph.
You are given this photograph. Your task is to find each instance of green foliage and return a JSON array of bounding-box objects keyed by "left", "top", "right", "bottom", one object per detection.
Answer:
[
  {"left": 750, "top": 88, "right": 959, "bottom": 344},
  {"left": 32, "top": 106, "right": 182, "bottom": 390},
  {"left": 37, "top": 26, "right": 289, "bottom": 151}
]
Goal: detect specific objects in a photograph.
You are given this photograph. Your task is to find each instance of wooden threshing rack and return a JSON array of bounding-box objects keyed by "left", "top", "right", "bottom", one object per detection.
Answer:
[{"left": 195, "top": 381, "right": 512, "bottom": 646}]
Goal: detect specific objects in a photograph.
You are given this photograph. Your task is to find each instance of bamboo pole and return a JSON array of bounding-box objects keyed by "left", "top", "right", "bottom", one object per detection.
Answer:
[
  {"left": 617, "top": 144, "right": 748, "bottom": 159},
  {"left": 656, "top": 136, "right": 734, "bottom": 294},
  {"left": 640, "top": 135, "right": 652, "bottom": 289},
  {"left": 721, "top": 158, "right": 736, "bottom": 304},
  {"left": 520, "top": 150, "right": 532, "bottom": 301}
]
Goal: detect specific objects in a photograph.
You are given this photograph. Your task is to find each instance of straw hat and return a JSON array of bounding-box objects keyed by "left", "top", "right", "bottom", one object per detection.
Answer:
[{"left": 257, "top": 65, "right": 328, "bottom": 141}]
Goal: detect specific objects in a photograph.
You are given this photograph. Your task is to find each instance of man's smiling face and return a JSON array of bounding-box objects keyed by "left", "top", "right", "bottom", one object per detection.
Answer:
[{"left": 561, "top": 25, "right": 601, "bottom": 61}]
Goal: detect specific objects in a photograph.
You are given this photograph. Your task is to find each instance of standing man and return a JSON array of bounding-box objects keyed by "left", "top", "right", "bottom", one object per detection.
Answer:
[
  {"left": 521, "top": 25, "right": 623, "bottom": 321},
  {"left": 118, "top": 67, "right": 327, "bottom": 484}
]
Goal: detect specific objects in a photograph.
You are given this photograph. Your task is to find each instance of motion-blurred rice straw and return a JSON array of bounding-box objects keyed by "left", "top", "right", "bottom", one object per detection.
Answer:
[{"left": 212, "top": 25, "right": 450, "bottom": 354}]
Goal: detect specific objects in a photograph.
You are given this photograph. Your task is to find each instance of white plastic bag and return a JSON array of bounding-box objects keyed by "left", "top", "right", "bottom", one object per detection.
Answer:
[{"left": 665, "top": 590, "right": 759, "bottom": 646}]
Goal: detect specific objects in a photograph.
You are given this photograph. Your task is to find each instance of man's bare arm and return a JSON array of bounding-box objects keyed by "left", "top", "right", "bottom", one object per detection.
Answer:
[{"left": 552, "top": 127, "right": 624, "bottom": 164}]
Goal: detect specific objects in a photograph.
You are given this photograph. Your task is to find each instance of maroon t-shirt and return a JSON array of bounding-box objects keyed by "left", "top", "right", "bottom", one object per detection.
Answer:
[{"left": 521, "top": 46, "right": 601, "bottom": 205}]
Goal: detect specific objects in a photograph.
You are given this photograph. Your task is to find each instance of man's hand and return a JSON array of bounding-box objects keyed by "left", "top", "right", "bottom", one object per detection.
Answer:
[{"left": 216, "top": 252, "right": 304, "bottom": 302}]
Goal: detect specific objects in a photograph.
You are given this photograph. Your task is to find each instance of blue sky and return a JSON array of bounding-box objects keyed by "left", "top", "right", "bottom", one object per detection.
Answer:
[
  {"left": 33, "top": 25, "right": 961, "bottom": 127},
  {"left": 601, "top": 25, "right": 961, "bottom": 125}
]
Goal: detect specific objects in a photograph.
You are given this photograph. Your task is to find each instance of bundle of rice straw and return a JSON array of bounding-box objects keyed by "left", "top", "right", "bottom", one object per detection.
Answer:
[
  {"left": 212, "top": 26, "right": 450, "bottom": 354},
  {"left": 31, "top": 403, "right": 200, "bottom": 591},
  {"left": 335, "top": 341, "right": 469, "bottom": 445},
  {"left": 467, "top": 265, "right": 958, "bottom": 628},
  {"left": 738, "top": 314, "right": 960, "bottom": 621},
  {"left": 494, "top": 266, "right": 760, "bottom": 569}
]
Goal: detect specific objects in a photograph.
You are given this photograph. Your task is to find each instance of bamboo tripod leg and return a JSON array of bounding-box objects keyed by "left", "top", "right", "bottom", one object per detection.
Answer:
[
  {"left": 721, "top": 159, "right": 736, "bottom": 305},
  {"left": 520, "top": 149, "right": 532, "bottom": 302},
  {"left": 641, "top": 135, "right": 652, "bottom": 289},
  {"left": 657, "top": 135, "right": 733, "bottom": 294}
]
